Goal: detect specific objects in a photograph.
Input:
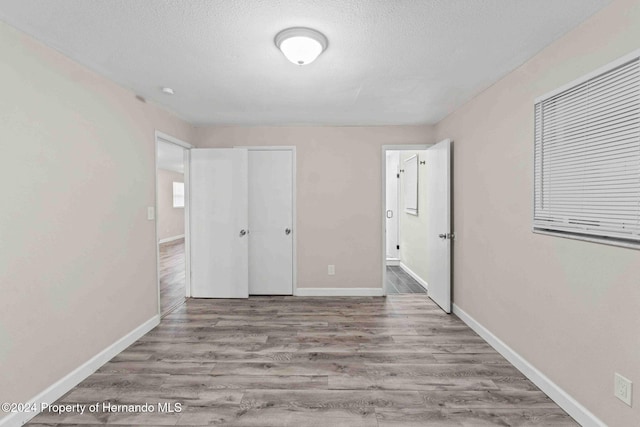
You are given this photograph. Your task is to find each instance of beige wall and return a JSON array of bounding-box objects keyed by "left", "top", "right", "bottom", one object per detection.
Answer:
[
  {"left": 194, "top": 126, "right": 434, "bottom": 289},
  {"left": 399, "top": 150, "right": 428, "bottom": 284},
  {"left": 434, "top": 0, "right": 640, "bottom": 425},
  {"left": 0, "top": 21, "right": 194, "bottom": 409},
  {"left": 3, "top": 1, "right": 638, "bottom": 424},
  {"left": 157, "top": 169, "right": 185, "bottom": 241}
]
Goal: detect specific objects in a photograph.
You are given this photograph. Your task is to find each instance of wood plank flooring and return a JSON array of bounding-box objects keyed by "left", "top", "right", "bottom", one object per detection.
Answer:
[
  {"left": 386, "top": 266, "right": 427, "bottom": 294},
  {"left": 159, "top": 238, "right": 186, "bottom": 316},
  {"left": 27, "top": 295, "right": 577, "bottom": 426}
]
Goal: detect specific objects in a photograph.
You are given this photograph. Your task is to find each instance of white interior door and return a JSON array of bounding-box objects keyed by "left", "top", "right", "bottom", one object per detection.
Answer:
[
  {"left": 190, "top": 148, "right": 249, "bottom": 298},
  {"left": 248, "top": 150, "right": 293, "bottom": 295},
  {"left": 385, "top": 151, "right": 400, "bottom": 260},
  {"left": 426, "top": 139, "right": 452, "bottom": 313}
]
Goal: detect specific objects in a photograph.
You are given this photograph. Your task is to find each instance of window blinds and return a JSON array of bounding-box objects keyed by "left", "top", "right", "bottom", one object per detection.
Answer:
[{"left": 534, "top": 54, "right": 640, "bottom": 244}]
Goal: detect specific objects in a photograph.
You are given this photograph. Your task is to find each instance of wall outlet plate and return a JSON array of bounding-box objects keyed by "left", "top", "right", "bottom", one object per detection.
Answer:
[
  {"left": 328, "top": 265, "right": 335, "bottom": 276},
  {"left": 614, "top": 373, "right": 632, "bottom": 406}
]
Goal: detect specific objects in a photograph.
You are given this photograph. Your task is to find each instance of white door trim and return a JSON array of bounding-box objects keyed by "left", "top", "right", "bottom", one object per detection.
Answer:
[
  {"left": 183, "top": 149, "right": 191, "bottom": 298},
  {"left": 154, "top": 131, "right": 193, "bottom": 313},
  {"left": 381, "top": 144, "right": 431, "bottom": 296},
  {"left": 236, "top": 146, "right": 297, "bottom": 296},
  {"left": 155, "top": 130, "right": 192, "bottom": 149}
]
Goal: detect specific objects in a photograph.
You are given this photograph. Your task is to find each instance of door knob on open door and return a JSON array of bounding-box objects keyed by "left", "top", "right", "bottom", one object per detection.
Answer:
[
  {"left": 285, "top": 228, "right": 291, "bottom": 235},
  {"left": 239, "top": 229, "right": 247, "bottom": 237},
  {"left": 439, "top": 233, "right": 454, "bottom": 239}
]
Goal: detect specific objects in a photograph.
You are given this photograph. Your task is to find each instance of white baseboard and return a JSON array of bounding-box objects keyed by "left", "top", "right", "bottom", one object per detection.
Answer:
[
  {"left": 452, "top": 304, "right": 605, "bottom": 427},
  {"left": 0, "top": 315, "right": 160, "bottom": 427},
  {"left": 399, "top": 262, "right": 428, "bottom": 291},
  {"left": 386, "top": 258, "right": 400, "bottom": 267},
  {"left": 295, "top": 287, "right": 384, "bottom": 297},
  {"left": 158, "top": 234, "right": 184, "bottom": 244}
]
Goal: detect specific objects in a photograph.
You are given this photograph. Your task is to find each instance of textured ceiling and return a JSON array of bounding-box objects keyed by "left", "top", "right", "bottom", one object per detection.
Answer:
[{"left": 0, "top": 0, "right": 610, "bottom": 126}]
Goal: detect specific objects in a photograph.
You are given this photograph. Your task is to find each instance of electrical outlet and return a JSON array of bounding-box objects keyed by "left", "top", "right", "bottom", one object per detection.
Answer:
[
  {"left": 614, "top": 373, "right": 632, "bottom": 406},
  {"left": 328, "top": 265, "right": 335, "bottom": 276},
  {"left": 147, "top": 206, "right": 155, "bottom": 220}
]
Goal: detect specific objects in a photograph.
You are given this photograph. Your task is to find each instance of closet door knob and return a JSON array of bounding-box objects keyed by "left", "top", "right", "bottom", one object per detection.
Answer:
[{"left": 285, "top": 228, "right": 292, "bottom": 235}]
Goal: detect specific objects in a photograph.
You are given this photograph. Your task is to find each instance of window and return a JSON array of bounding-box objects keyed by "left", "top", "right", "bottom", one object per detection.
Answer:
[
  {"left": 534, "top": 51, "right": 640, "bottom": 247},
  {"left": 172, "top": 182, "right": 184, "bottom": 208}
]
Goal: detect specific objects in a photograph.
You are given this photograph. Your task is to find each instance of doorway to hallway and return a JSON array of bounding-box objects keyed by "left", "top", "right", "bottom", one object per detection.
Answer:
[
  {"left": 155, "top": 132, "right": 192, "bottom": 317},
  {"left": 382, "top": 140, "right": 452, "bottom": 312},
  {"left": 383, "top": 147, "right": 430, "bottom": 295}
]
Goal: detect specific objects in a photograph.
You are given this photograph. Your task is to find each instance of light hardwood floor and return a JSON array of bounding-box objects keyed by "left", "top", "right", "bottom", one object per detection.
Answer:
[
  {"left": 159, "top": 238, "right": 186, "bottom": 316},
  {"left": 386, "top": 266, "right": 427, "bottom": 294},
  {"left": 28, "top": 295, "right": 577, "bottom": 426}
]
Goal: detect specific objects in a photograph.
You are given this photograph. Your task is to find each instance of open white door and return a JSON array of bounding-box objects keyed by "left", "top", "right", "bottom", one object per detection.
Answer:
[
  {"left": 190, "top": 148, "right": 249, "bottom": 298},
  {"left": 426, "top": 139, "right": 452, "bottom": 313}
]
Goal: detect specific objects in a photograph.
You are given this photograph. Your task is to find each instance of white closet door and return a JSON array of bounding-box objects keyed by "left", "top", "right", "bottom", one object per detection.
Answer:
[
  {"left": 190, "top": 148, "right": 249, "bottom": 298},
  {"left": 426, "top": 139, "right": 452, "bottom": 313},
  {"left": 248, "top": 150, "right": 293, "bottom": 295}
]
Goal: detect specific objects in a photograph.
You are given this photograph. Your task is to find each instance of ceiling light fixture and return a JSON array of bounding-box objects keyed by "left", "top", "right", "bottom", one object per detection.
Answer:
[
  {"left": 275, "top": 27, "right": 328, "bottom": 66},
  {"left": 161, "top": 87, "right": 174, "bottom": 95}
]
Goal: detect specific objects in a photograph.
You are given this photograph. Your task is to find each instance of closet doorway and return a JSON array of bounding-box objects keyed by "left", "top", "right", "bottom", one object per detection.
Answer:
[
  {"left": 190, "top": 146, "right": 296, "bottom": 298},
  {"left": 248, "top": 148, "right": 295, "bottom": 295}
]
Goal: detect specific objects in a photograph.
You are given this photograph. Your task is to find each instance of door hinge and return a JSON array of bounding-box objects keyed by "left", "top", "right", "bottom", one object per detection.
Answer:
[
  {"left": 396, "top": 173, "right": 400, "bottom": 178},
  {"left": 396, "top": 245, "right": 400, "bottom": 250}
]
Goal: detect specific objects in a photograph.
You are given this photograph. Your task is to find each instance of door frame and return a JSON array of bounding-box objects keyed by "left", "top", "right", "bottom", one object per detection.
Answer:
[
  {"left": 385, "top": 150, "right": 401, "bottom": 264},
  {"left": 237, "top": 146, "right": 297, "bottom": 296},
  {"left": 381, "top": 144, "right": 431, "bottom": 296},
  {"left": 155, "top": 130, "right": 193, "bottom": 316}
]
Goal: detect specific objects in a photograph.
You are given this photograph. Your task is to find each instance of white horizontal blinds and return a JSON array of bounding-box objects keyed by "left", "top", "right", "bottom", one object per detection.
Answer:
[{"left": 534, "top": 56, "right": 640, "bottom": 242}]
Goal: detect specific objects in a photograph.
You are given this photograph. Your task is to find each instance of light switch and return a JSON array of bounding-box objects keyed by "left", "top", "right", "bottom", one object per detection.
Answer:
[{"left": 147, "top": 206, "right": 155, "bottom": 220}]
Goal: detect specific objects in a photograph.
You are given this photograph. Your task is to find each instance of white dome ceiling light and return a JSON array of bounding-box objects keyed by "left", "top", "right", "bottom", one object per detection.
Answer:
[{"left": 275, "top": 27, "right": 328, "bottom": 66}]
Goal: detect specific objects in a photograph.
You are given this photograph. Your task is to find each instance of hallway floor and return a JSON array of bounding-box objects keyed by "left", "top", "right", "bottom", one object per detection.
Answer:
[
  {"left": 28, "top": 295, "right": 576, "bottom": 426},
  {"left": 386, "top": 266, "right": 427, "bottom": 294},
  {"left": 159, "top": 238, "right": 186, "bottom": 316}
]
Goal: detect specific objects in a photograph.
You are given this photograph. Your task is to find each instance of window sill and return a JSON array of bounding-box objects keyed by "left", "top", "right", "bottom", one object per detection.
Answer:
[{"left": 532, "top": 229, "right": 640, "bottom": 251}]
